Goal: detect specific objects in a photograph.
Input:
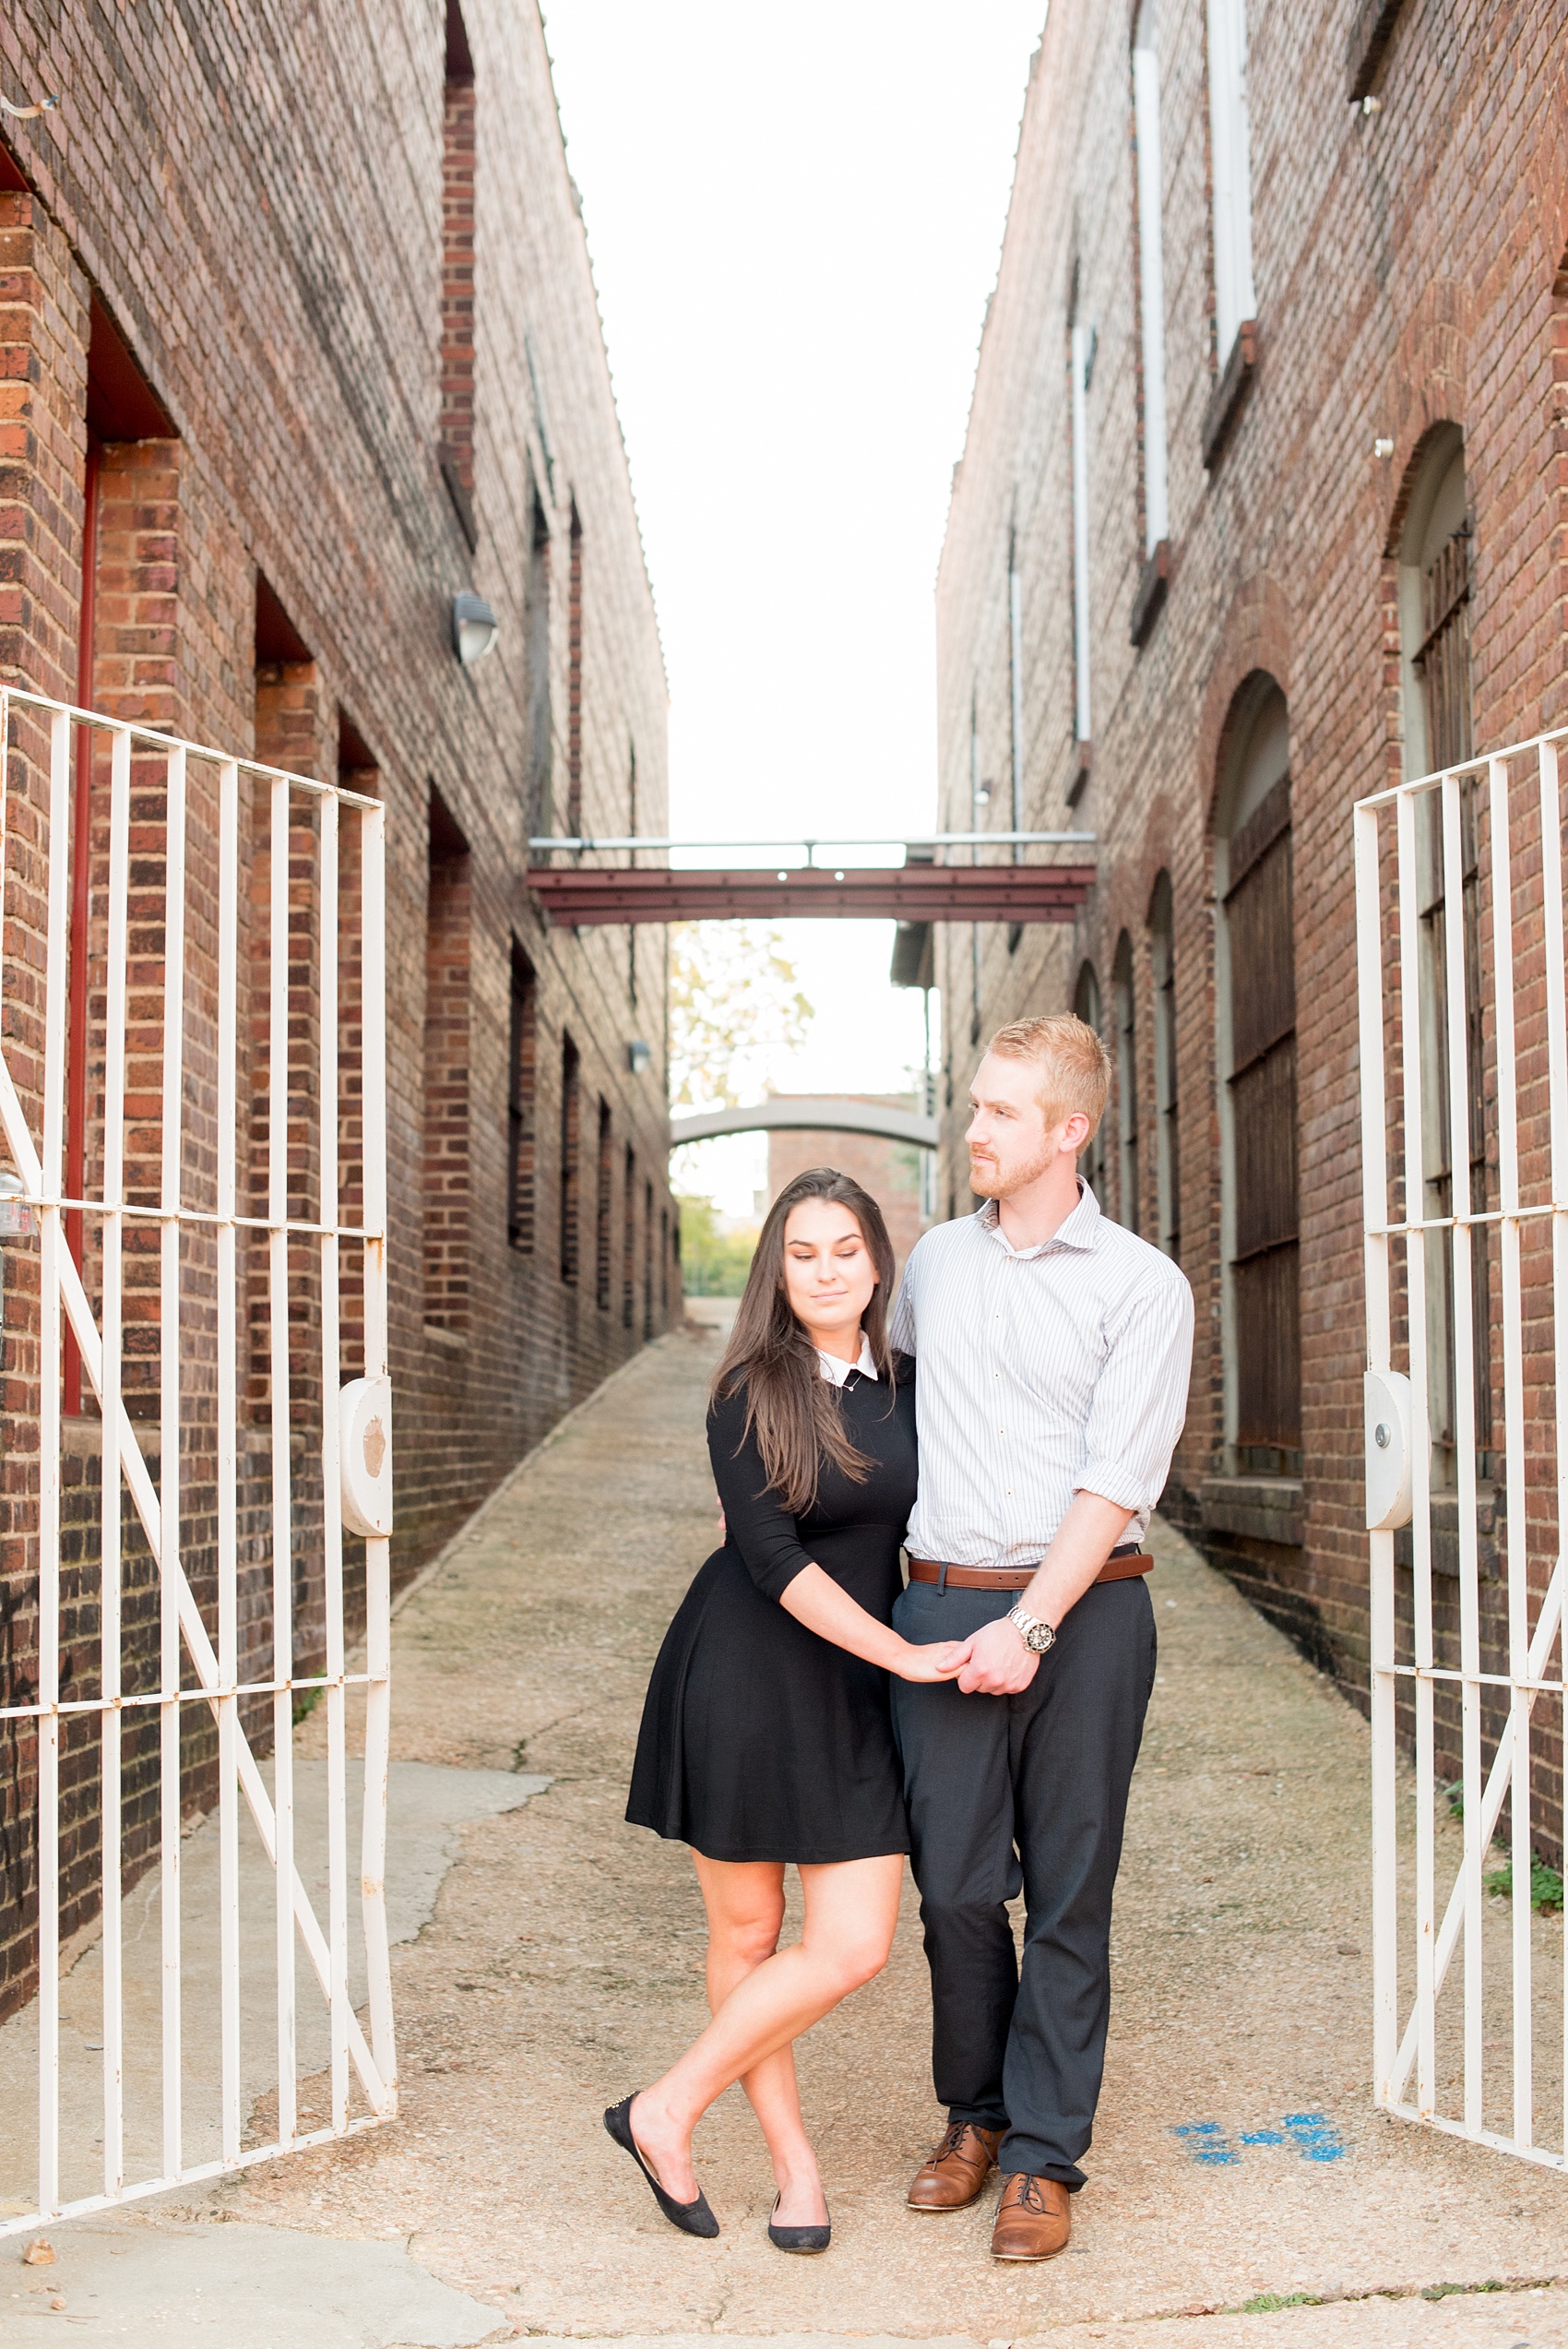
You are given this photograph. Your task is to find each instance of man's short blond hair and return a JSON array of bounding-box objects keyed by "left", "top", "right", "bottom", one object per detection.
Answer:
[{"left": 985, "top": 1012, "right": 1111, "bottom": 1137}]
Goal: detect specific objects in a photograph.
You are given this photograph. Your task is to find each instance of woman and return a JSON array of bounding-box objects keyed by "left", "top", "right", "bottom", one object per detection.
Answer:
[{"left": 612, "top": 1168, "right": 965, "bottom": 2252}]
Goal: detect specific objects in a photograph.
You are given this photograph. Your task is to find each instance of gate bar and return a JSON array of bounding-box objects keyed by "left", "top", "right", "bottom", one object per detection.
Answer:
[{"left": 159, "top": 745, "right": 186, "bottom": 2180}]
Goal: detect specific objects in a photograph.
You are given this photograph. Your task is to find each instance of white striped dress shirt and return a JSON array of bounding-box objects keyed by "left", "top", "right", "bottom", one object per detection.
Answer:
[{"left": 889, "top": 1183, "right": 1194, "bottom": 1568}]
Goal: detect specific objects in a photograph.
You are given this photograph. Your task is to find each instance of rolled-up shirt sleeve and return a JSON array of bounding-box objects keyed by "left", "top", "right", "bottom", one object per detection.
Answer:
[
  {"left": 1074, "top": 1265, "right": 1194, "bottom": 1516},
  {"left": 707, "top": 1385, "right": 815, "bottom": 1603},
  {"left": 888, "top": 1245, "right": 919, "bottom": 1356}
]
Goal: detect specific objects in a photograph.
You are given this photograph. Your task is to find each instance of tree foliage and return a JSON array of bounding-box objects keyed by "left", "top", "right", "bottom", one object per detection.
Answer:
[
  {"left": 667, "top": 919, "right": 814, "bottom": 1111},
  {"left": 677, "top": 1195, "right": 759, "bottom": 1297}
]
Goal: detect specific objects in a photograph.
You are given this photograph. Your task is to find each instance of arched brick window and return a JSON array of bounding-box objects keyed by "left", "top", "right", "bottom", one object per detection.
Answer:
[
  {"left": 1215, "top": 676, "right": 1299, "bottom": 1471},
  {"left": 1073, "top": 960, "right": 1108, "bottom": 1203}
]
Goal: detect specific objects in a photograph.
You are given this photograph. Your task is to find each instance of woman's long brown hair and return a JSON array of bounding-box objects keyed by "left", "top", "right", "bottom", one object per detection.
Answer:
[{"left": 711, "top": 1167, "right": 897, "bottom": 1516}]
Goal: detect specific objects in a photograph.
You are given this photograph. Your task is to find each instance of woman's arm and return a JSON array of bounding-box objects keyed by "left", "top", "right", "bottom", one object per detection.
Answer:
[
  {"left": 708, "top": 1386, "right": 963, "bottom": 1682},
  {"left": 779, "top": 1562, "right": 965, "bottom": 1683}
]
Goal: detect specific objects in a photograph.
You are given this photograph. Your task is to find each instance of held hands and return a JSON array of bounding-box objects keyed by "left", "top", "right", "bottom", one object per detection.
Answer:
[
  {"left": 954, "top": 1615, "right": 1041, "bottom": 1697},
  {"left": 893, "top": 1638, "right": 971, "bottom": 1683}
]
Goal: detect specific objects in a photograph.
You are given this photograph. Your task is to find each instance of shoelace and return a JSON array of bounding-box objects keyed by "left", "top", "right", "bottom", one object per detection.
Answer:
[
  {"left": 931, "top": 2120, "right": 985, "bottom": 2165},
  {"left": 1003, "top": 2172, "right": 1053, "bottom": 2213}
]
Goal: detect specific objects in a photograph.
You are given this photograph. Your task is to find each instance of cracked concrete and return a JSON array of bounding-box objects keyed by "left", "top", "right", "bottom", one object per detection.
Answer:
[{"left": 15, "top": 1326, "right": 1568, "bottom": 2343}]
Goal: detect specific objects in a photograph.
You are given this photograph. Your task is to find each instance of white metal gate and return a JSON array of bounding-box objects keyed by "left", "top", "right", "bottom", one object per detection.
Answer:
[
  {"left": 1356, "top": 724, "right": 1568, "bottom": 2171},
  {"left": 0, "top": 686, "right": 395, "bottom": 2233}
]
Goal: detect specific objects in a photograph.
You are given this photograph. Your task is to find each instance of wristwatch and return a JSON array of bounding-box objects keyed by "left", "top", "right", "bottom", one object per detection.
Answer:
[{"left": 1006, "top": 1603, "right": 1057, "bottom": 1655}]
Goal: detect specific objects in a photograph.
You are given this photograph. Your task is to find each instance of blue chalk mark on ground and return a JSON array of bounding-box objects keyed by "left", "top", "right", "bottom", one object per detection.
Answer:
[
  {"left": 1172, "top": 2122, "right": 1240, "bottom": 2165},
  {"left": 1283, "top": 2110, "right": 1346, "bottom": 2161},
  {"left": 1173, "top": 2112, "right": 1347, "bottom": 2165}
]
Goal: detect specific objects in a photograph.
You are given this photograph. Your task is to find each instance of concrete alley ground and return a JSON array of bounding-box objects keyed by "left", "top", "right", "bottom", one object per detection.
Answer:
[{"left": 6, "top": 1321, "right": 1568, "bottom": 2347}]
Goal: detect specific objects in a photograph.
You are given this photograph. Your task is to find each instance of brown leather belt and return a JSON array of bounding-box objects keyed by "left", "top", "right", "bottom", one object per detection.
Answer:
[{"left": 907, "top": 1544, "right": 1150, "bottom": 1592}]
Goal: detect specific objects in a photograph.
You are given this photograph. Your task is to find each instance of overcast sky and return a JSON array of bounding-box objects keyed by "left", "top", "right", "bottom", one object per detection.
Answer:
[{"left": 540, "top": 3, "right": 1043, "bottom": 1208}]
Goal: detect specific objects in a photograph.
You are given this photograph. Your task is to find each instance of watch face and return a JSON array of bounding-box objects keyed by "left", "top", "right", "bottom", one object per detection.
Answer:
[{"left": 1028, "top": 1620, "right": 1054, "bottom": 1652}]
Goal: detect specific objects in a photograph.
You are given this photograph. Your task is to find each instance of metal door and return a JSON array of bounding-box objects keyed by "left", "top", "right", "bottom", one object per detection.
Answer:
[
  {"left": 0, "top": 686, "right": 395, "bottom": 2234},
  {"left": 1355, "top": 725, "right": 1568, "bottom": 2171}
]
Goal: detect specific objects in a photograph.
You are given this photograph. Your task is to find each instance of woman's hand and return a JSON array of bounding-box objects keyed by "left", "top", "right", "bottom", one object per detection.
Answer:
[{"left": 892, "top": 1638, "right": 970, "bottom": 1683}]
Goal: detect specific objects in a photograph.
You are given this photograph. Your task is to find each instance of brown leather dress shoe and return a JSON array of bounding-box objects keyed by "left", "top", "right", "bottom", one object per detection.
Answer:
[
  {"left": 990, "top": 2172, "right": 1072, "bottom": 2260},
  {"left": 907, "top": 2120, "right": 1004, "bottom": 2210}
]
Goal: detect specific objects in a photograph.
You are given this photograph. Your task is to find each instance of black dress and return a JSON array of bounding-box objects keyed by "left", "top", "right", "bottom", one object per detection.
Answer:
[{"left": 626, "top": 1359, "right": 918, "bottom": 1865}]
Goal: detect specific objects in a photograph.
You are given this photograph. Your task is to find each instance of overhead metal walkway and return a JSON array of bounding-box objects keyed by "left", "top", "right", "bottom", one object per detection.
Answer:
[{"left": 525, "top": 830, "right": 1095, "bottom": 928}]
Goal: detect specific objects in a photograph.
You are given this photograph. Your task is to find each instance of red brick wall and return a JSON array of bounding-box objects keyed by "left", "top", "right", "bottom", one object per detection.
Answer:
[
  {"left": 765, "top": 1100, "right": 927, "bottom": 1285},
  {"left": 0, "top": 0, "right": 674, "bottom": 2018},
  {"left": 934, "top": 0, "right": 1568, "bottom": 1790}
]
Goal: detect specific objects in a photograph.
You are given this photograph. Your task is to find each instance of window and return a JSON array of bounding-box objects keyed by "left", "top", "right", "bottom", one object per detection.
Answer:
[
  {"left": 1148, "top": 871, "right": 1180, "bottom": 1262},
  {"left": 565, "top": 503, "right": 584, "bottom": 837},
  {"left": 1112, "top": 932, "right": 1139, "bottom": 1234},
  {"left": 1216, "top": 679, "right": 1299, "bottom": 1472},
  {"left": 1070, "top": 316, "right": 1093, "bottom": 749},
  {"left": 1206, "top": 0, "right": 1256, "bottom": 371},
  {"left": 424, "top": 789, "right": 472, "bottom": 1332},
  {"left": 968, "top": 686, "right": 983, "bottom": 1044},
  {"left": 66, "top": 299, "right": 179, "bottom": 1414},
  {"left": 1074, "top": 961, "right": 1108, "bottom": 1201},
  {"left": 622, "top": 1142, "right": 636, "bottom": 1329},
  {"left": 440, "top": 0, "right": 478, "bottom": 550},
  {"left": 595, "top": 1097, "right": 612, "bottom": 1309},
  {"left": 626, "top": 742, "right": 638, "bottom": 1007},
  {"left": 525, "top": 493, "right": 551, "bottom": 838},
  {"left": 507, "top": 945, "right": 537, "bottom": 1250},
  {"left": 1398, "top": 426, "right": 1490, "bottom": 1481},
  {"left": 559, "top": 1033, "right": 580, "bottom": 1283},
  {"left": 659, "top": 1206, "right": 670, "bottom": 1326},
  {"left": 1133, "top": 0, "right": 1169, "bottom": 556},
  {"left": 642, "top": 1179, "right": 655, "bottom": 1340}
]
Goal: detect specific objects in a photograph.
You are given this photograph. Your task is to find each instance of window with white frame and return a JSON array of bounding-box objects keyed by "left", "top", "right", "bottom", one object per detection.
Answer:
[
  {"left": 1070, "top": 318, "right": 1092, "bottom": 745},
  {"left": 1206, "top": 0, "right": 1256, "bottom": 367},
  {"left": 1133, "top": 0, "right": 1169, "bottom": 553}
]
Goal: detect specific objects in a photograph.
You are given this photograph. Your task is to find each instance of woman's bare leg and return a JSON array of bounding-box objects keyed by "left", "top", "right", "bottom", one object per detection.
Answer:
[
  {"left": 630, "top": 1853, "right": 903, "bottom": 2207},
  {"left": 692, "top": 1854, "right": 825, "bottom": 2226}
]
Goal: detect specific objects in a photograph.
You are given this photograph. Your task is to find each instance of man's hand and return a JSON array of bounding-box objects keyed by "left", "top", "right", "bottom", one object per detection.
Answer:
[{"left": 955, "top": 1615, "right": 1039, "bottom": 1696}]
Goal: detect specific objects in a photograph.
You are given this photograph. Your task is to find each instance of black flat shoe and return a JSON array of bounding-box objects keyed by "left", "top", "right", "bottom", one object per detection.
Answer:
[
  {"left": 603, "top": 2094, "right": 719, "bottom": 2238},
  {"left": 768, "top": 2192, "right": 831, "bottom": 2254}
]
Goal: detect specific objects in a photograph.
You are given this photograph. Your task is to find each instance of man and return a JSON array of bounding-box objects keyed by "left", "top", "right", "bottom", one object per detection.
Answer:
[{"left": 889, "top": 1013, "right": 1194, "bottom": 2262}]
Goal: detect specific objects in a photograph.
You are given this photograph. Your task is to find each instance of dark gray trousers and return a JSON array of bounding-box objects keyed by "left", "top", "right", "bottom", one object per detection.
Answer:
[{"left": 889, "top": 1574, "right": 1157, "bottom": 2189}]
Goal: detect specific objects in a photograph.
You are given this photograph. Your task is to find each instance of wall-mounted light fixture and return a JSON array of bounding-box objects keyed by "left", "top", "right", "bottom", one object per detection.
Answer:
[
  {"left": 627, "top": 1040, "right": 652, "bottom": 1076},
  {"left": 451, "top": 590, "right": 498, "bottom": 666}
]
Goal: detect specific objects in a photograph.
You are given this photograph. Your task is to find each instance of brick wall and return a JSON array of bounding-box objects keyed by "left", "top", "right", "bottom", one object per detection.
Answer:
[
  {"left": 765, "top": 1100, "right": 927, "bottom": 1283},
  {"left": 934, "top": 0, "right": 1568, "bottom": 1813},
  {"left": 0, "top": 0, "right": 673, "bottom": 2019}
]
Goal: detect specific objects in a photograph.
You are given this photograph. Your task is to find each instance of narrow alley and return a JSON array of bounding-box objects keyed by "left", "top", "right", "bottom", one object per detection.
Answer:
[{"left": 9, "top": 1322, "right": 1565, "bottom": 2347}]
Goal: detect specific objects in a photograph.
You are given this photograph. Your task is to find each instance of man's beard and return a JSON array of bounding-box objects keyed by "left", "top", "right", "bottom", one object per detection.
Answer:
[{"left": 968, "top": 1136, "right": 1058, "bottom": 1198}]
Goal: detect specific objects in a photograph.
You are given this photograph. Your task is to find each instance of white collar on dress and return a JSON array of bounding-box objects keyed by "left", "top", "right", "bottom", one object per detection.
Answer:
[{"left": 816, "top": 1334, "right": 878, "bottom": 1386}]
